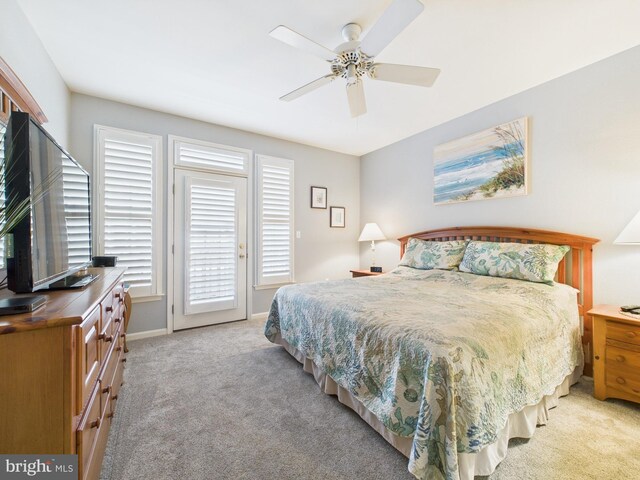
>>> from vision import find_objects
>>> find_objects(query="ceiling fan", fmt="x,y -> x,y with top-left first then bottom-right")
269,0 -> 440,118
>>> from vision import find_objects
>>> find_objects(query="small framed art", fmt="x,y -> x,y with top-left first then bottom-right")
330,206 -> 345,228
311,186 -> 327,209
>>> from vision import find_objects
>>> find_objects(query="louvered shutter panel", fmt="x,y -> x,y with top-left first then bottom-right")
256,155 -> 294,286
95,127 -> 161,297
184,178 -> 238,314
62,157 -> 91,268
174,138 -> 249,174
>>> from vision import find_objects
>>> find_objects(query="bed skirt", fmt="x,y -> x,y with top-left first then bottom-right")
273,333 -> 582,480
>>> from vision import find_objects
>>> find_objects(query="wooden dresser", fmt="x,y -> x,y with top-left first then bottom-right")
0,268 -> 128,480
590,304 -> 640,404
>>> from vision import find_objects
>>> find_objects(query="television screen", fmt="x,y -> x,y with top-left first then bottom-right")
4,112 -> 91,292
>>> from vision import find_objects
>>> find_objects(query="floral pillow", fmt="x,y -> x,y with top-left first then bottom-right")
399,239 -> 468,270
459,241 -> 570,284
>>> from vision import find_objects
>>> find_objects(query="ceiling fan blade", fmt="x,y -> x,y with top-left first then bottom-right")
371,63 -> 440,87
346,81 -> 367,118
280,74 -> 337,102
360,0 -> 424,57
269,25 -> 336,61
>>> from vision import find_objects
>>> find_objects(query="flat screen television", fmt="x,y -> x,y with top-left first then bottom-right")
4,112 -> 92,293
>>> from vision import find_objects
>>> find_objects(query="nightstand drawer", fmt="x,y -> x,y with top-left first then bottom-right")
606,345 -> 640,370
606,366 -> 640,397
607,321 -> 640,346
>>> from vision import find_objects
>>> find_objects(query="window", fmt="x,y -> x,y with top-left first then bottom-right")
62,156 -> 91,268
256,154 -> 294,287
94,126 -> 162,298
170,135 -> 250,175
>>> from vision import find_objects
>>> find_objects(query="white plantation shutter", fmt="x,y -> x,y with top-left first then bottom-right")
172,136 -> 249,174
95,126 -> 162,297
184,178 -> 238,314
62,157 -> 91,268
256,155 -> 294,286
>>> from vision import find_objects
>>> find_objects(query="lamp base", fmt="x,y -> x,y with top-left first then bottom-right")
370,266 -> 382,273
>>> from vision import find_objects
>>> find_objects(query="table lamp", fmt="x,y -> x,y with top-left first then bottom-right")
614,209 -> 640,317
358,223 -> 386,272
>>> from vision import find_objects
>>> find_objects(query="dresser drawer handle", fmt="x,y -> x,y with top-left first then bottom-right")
616,377 -> 626,385
121,358 -> 127,363
90,418 -> 101,429
107,412 -> 114,419
115,293 -> 121,299
120,333 -> 126,339
116,346 -> 122,352
106,306 -> 113,313
103,335 -> 114,343
102,385 -> 111,394
112,394 -> 118,401
625,331 -> 637,338
615,355 -> 625,363
114,317 -> 122,324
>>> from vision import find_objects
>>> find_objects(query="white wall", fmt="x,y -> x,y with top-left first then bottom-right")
0,1 -> 70,145
360,45 -> 640,307
69,94 -> 360,334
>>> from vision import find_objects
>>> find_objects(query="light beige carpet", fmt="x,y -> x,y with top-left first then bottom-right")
101,318 -> 640,480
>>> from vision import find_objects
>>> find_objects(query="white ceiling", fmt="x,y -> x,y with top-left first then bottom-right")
18,0 -> 640,156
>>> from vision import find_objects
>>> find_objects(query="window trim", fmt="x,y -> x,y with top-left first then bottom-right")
255,154 -> 295,287
93,124 -> 163,298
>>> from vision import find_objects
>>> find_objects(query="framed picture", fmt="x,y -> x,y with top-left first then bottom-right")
310,186 -> 327,209
330,206 -> 345,228
433,117 -> 529,205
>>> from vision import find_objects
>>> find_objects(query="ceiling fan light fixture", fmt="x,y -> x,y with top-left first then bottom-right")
270,0 -> 438,117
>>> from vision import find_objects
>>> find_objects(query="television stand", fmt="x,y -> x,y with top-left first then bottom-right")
45,273 -> 98,290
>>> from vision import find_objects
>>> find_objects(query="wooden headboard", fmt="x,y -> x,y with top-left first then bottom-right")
398,226 -> 599,375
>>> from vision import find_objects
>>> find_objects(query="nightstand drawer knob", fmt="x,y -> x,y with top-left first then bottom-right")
616,377 -> 626,385
615,355 -> 626,363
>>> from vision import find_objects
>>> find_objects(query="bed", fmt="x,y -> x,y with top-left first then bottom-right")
264,226 -> 598,480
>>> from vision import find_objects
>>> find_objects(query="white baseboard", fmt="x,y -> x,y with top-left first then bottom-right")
251,312 -> 269,321
127,328 -> 168,342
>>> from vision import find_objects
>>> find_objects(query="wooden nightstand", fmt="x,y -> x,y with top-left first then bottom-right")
350,269 -> 384,278
590,305 -> 640,404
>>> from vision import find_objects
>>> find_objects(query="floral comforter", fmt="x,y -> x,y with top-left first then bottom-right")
264,267 -> 582,480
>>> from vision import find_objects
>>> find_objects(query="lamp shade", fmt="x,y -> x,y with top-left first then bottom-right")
358,223 -> 386,242
614,210 -> 640,245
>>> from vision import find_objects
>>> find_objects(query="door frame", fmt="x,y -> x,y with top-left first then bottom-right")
165,136 -> 254,334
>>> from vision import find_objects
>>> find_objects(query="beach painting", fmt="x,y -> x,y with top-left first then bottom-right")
433,117 -> 528,205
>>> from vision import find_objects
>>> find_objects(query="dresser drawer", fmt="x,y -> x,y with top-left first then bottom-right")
77,306 -> 102,412
113,283 -> 125,307
606,366 -> 640,398
607,321 -> 640,346
101,294 -> 115,332
99,341 -> 119,416
606,345 -> 640,370
112,350 -> 125,401
112,306 -> 124,335
77,385 -> 102,480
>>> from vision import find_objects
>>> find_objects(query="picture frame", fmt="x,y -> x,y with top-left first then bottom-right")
330,206 -> 345,228
310,186 -> 327,209
433,117 -> 529,205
